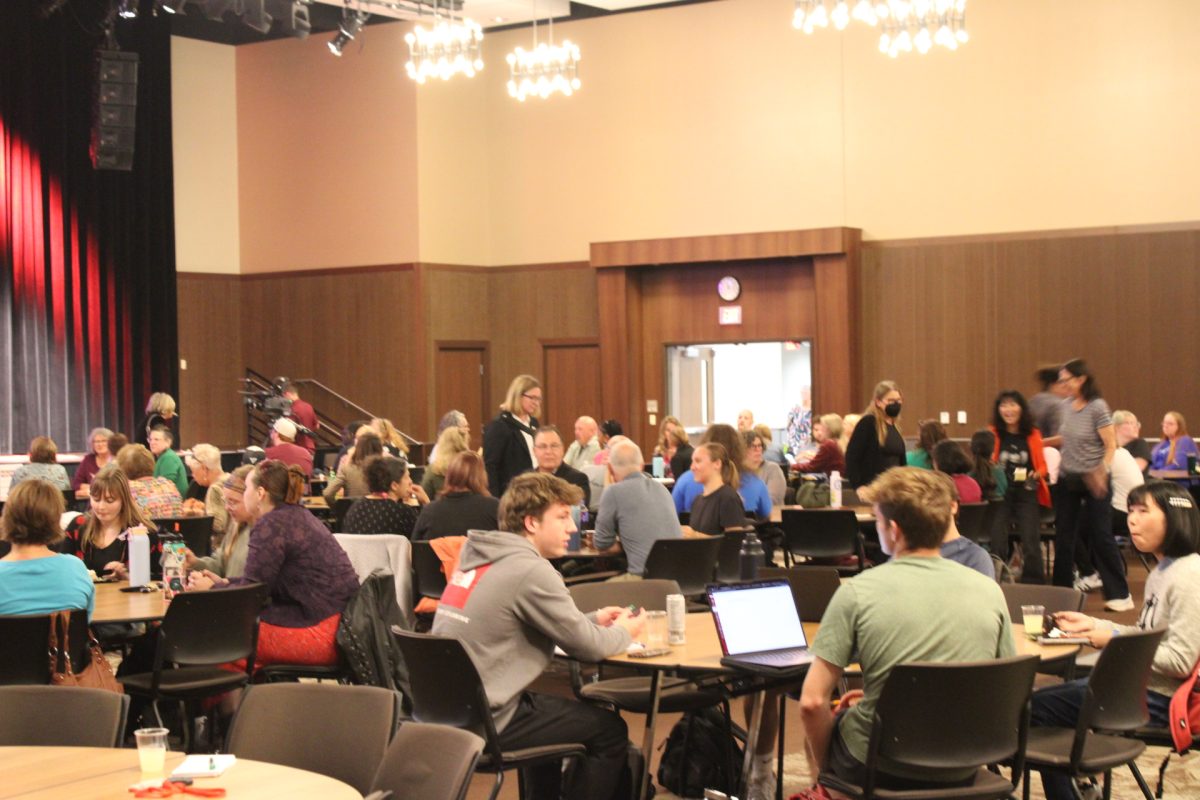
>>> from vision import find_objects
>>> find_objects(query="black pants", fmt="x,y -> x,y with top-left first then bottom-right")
991,485 -> 1044,583
499,692 -> 629,800
1052,473 -> 1128,600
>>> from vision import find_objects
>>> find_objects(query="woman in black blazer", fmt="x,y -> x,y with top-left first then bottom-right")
844,380 -> 906,488
483,374 -> 542,496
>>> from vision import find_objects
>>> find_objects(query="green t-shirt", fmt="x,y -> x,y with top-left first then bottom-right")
810,556 -> 1015,780
905,449 -> 932,469
153,448 -> 189,496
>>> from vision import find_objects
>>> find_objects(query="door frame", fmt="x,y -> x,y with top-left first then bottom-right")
433,340 -> 491,443
540,338 -> 600,428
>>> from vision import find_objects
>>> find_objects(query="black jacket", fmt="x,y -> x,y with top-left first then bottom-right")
553,463 -> 592,508
670,444 -> 694,481
844,418 -> 904,488
483,411 -> 539,497
411,492 -> 501,541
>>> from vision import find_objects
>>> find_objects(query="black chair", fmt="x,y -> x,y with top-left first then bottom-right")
367,722 -> 484,800
226,683 -> 402,795
1001,584 -> 1086,681
120,583 -> 270,751
1125,722 -> 1200,800
0,686 -> 130,747
780,508 -> 866,574
642,536 -> 723,597
758,565 -> 842,622
1021,628 -> 1165,800
332,497 -> 356,533
956,502 -> 992,548
819,655 -> 1040,800
411,540 -> 449,603
153,515 -> 215,558
394,630 -> 585,800
714,530 -> 747,583
0,610 -> 90,684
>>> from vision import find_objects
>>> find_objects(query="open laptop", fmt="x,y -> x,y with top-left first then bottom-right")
708,579 -> 814,672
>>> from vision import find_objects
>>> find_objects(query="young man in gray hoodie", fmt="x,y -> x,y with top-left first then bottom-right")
433,471 -> 644,800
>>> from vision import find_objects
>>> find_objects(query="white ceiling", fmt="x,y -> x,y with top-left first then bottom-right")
310,0 -> 682,28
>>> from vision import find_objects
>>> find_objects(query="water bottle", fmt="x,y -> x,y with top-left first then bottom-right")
579,503 -> 590,531
162,540 -> 184,601
830,470 -> 843,509
739,530 -> 765,580
652,454 -> 665,479
128,527 -> 151,587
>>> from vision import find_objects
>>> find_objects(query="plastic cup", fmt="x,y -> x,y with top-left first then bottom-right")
134,727 -> 169,776
1021,605 -> 1045,639
642,610 -> 669,650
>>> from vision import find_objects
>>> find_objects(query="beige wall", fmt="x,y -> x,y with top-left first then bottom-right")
172,38 -> 240,274
234,25 -> 421,272
173,0 -> 1200,270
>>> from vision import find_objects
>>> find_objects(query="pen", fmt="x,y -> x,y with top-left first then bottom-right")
209,756 -> 215,771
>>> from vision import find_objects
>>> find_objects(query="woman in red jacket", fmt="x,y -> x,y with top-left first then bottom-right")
990,390 -> 1052,584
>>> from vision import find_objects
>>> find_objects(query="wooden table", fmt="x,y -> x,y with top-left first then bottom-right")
780,504 -> 876,523
1150,469 -> 1193,480
302,496 -> 330,511
0,746 -> 361,799
92,581 -> 168,624
602,614 -> 1078,799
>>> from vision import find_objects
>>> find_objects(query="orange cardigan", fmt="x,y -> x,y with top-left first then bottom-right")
989,425 -> 1052,507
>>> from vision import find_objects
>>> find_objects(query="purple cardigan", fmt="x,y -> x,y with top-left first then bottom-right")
229,503 -> 359,628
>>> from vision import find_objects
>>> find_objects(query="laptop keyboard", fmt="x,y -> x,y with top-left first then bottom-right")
745,648 -> 809,666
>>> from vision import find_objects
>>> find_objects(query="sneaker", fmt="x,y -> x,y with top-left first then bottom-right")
1075,573 -> 1104,592
1104,594 -> 1135,612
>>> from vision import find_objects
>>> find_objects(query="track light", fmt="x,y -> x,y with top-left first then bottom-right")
117,0 -> 139,19
328,10 -> 369,57
159,0 -> 192,13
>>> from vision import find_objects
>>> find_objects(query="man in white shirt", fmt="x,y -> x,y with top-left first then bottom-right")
564,416 -> 601,469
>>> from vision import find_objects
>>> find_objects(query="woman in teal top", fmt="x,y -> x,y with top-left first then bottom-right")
0,480 -> 94,620
906,420 -> 947,470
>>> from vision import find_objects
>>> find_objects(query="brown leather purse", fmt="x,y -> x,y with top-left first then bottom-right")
48,610 -> 122,694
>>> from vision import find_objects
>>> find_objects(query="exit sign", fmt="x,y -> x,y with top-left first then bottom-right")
718,305 -> 742,326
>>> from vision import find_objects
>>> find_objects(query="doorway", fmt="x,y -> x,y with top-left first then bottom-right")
434,343 -> 488,449
542,340 -> 601,432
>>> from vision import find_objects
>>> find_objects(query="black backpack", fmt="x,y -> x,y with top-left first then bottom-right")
656,706 -> 743,797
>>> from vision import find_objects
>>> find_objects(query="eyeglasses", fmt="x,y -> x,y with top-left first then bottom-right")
522,392 -> 542,401
747,442 -> 764,450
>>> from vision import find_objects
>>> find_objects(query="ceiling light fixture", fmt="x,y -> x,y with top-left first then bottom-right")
329,9 -> 369,56
793,0 -> 968,56
404,1 -> 484,83
505,2 -> 580,101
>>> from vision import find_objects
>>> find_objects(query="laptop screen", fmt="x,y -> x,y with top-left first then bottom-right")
709,580 -> 808,656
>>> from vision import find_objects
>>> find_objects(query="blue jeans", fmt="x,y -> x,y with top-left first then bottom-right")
1030,679 -> 1170,799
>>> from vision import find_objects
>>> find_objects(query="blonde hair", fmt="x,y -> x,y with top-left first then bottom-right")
501,375 -> 541,414
186,443 -> 222,473
145,392 -> 176,416
753,424 -> 773,443
371,418 -> 410,456
865,380 -> 902,446
431,426 -> 471,476
839,414 -> 860,452
697,442 -> 740,491
858,467 -> 953,550
819,413 -> 844,441
116,444 -> 156,480
657,415 -> 689,452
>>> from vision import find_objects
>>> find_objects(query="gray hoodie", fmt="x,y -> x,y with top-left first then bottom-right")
432,529 -> 632,730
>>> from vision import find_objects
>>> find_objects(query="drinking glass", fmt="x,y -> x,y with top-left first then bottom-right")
134,727 -> 169,777
1021,604 -> 1045,639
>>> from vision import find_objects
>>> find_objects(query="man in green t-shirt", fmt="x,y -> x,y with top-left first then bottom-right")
149,426 -> 189,496
799,467 -> 1015,791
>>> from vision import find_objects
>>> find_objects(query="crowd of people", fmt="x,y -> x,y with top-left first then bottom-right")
2,360 -> 1199,800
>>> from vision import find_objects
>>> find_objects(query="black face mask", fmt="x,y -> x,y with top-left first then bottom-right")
884,402 -> 902,419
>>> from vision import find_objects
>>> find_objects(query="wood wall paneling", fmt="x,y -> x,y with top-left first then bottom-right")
591,228 -> 856,268
542,342 -> 601,432
858,229 -> 1200,439
177,274 -> 244,448
424,266 -> 492,439
434,344 -> 488,450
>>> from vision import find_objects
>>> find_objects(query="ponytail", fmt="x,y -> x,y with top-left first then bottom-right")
254,459 -> 307,505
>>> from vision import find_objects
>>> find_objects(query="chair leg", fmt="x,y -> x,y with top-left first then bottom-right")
485,770 -> 504,800
1102,770 -> 1112,800
150,700 -> 164,729
775,694 -> 786,800
1128,760 -> 1157,800
517,767 -> 527,800
179,701 -> 192,753
1154,753 -> 1171,799
1022,767 -> 1031,800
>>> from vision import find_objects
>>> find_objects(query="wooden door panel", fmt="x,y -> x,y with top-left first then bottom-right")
435,346 -> 486,449
543,344 -> 601,433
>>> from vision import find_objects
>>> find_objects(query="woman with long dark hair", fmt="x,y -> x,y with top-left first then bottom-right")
1053,359 -> 1131,609
989,390 -> 1051,583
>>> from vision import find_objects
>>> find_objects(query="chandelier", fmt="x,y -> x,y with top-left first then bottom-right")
792,1 -> 968,56
404,15 -> 484,83
505,15 -> 581,101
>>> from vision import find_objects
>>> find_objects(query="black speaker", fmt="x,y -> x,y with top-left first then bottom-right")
91,49 -> 139,171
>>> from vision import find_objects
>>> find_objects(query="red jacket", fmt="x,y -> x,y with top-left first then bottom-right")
989,425 -> 1051,507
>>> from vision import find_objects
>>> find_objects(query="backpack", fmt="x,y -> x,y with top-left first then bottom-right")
795,478 -> 831,509
656,707 -> 743,797
1169,657 -> 1200,753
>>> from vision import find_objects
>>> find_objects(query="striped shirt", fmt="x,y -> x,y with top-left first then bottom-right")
1059,398 -> 1112,474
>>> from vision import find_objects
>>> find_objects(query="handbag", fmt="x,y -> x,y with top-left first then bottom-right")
48,610 -> 122,694
795,479 -> 831,509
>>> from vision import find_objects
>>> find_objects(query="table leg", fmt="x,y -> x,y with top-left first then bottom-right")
740,689 -> 765,800
638,671 -> 663,800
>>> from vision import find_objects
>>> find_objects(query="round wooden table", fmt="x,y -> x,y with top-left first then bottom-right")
0,746 -> 362,799
93,580 -> 169,624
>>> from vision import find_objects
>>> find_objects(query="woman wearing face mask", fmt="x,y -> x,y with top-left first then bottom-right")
844,381 -> 905,488
1031,481 -> 1200,800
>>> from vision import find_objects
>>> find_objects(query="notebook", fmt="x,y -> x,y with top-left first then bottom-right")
708,580 -> 814,672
